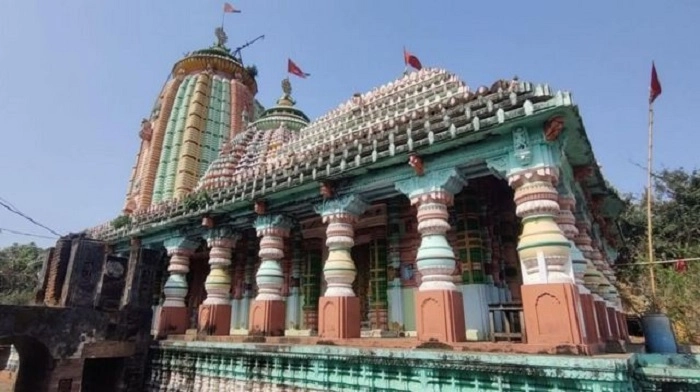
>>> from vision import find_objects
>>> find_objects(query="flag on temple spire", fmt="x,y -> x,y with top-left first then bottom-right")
403,47 -> 422,71
223,2 -> 241,13
288,58 -> 310,79
650,62 -> 662,103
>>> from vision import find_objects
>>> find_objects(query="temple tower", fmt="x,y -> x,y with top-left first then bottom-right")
122,28 -> 258,213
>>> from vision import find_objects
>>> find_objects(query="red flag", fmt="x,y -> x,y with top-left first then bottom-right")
404,48 -> 422,71
288,59 -> 310,79
223,3 -> 241,13
650,62 -> 662,103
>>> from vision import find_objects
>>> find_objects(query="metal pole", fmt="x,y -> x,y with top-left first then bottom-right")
646,100 -> 657,297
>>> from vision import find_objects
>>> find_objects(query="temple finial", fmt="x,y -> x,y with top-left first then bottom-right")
282,78 -> 292,96
215,27 -> 228,47
277,78 -> 295,106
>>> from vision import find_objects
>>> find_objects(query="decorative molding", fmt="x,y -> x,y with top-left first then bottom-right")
512,127 -> 532,166
485,154 -> 509,177
544,115 -> 565,142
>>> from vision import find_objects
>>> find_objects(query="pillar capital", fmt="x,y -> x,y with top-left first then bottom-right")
507,166 -> 559,189
395,168 -> 466,205
314,194 -> 369,222
205,225 -> 239,249
163,236 -> 199,253
254,214 -> 294,238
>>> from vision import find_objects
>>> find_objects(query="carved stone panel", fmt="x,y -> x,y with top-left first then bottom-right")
96,254 -> 129,311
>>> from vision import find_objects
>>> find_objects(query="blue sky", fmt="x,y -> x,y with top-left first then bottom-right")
1,1 -> 698,247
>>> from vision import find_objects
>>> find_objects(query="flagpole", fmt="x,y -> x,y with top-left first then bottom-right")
221,10 -> 225,30
646,97 -> 657,298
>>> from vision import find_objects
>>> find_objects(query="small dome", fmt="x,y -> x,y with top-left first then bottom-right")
195,123 -> 298,192
253,78 -> 310,131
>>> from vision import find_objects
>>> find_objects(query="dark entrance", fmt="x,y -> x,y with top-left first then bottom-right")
81,357 -> 125,392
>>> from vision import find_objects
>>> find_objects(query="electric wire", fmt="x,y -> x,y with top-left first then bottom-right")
0,227 -> 58,240
0,197 -> 63,237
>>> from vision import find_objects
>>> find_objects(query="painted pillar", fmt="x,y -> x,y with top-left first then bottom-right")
387,198 -> 405,331
315,195 -> 369,339
508,166 -> 588,349
555,193 -> 590,344
588,240 -> 615,341
286,231 -> 303,330
574,218 -> 602,345
395,168 -> 467,342
198,226 -> 238,336
156,236 -> 199,336
249,215 -> 293,336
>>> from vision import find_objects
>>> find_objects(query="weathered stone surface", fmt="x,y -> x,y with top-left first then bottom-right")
146,341 -> 700,391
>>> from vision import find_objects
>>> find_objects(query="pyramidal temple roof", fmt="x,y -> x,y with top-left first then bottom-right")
195,67 -> 550,193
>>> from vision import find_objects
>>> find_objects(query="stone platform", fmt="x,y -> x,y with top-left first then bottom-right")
167,334 -> 615,355
146,339 -> 700,391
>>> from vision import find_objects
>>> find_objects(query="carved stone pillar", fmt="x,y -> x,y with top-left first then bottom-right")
508,167 -> 589,351
198,226 -> 238,336
395,168 -> 467,342
248,215 -> 292,336
156,236 -> 199,336
554,194 -> 591,344
574,219 -> 602,345
314,195 -> 368,339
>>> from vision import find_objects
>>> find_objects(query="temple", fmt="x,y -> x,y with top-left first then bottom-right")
10,27 -> 698,391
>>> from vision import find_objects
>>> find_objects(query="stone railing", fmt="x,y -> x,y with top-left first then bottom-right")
144,341 -> 700,391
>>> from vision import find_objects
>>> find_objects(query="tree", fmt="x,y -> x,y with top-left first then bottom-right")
0,242 -> 46,305
617,168 -> 700,343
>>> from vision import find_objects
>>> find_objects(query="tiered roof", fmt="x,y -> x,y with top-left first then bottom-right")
87,68 -> 590,243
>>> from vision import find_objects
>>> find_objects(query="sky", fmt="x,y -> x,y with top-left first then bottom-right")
0,1 -> 698,248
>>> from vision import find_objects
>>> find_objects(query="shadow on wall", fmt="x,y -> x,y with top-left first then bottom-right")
0,336 -> 52,392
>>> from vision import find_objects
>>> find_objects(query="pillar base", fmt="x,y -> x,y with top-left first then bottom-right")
618,312 -> 630,341
415,290 -> 465,343
521,283 -> 586,346
607,307 -> 620,340
198,304 -> 232,336
249,300 -> 285,336
594,300 -> 611,342
318,296 -> 360,339
156,306 -> 188,337
579,293 -> 600,345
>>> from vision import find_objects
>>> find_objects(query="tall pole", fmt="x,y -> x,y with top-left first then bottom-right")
646,100 -> 657,297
